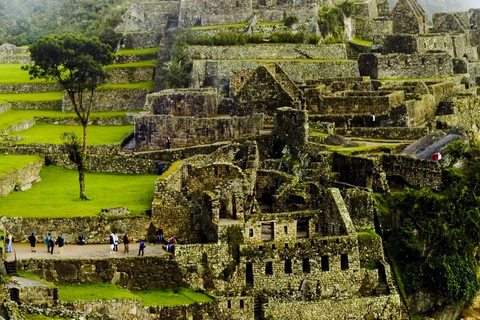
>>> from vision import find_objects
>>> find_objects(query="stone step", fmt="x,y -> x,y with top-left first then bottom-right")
9,288 -> 19,303
5,262 -> 16,275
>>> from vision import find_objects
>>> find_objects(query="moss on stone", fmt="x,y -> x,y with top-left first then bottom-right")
16,270 -> 56,287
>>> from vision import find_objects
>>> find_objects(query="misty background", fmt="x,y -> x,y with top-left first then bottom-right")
390,0 -> 479,18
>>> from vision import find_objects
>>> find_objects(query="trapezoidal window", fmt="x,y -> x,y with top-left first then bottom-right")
297,218 -> 309,238
321,256 -> 329,271
302,258 -> 310,273
261,222 -> 274,241
341,254 -> 349,270
285,259 -> 292,274
265,261 -> 273,275
246,262 -> 254,285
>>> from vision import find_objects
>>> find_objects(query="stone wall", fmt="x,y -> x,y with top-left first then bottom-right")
62,88 -> 151,112
355,18 -> 393,41
37,115 -> 136,126
179,0 -> 252,26
146,89 -> 218,117
334,154 -> 388,192
0,102 -> 10,114
192,59 -> 359,89
342,188 -> 376,230
359,53 -> 454,79
115,2 -> 179,32
134,113 -> 263,149
0,157 -> 44,197
335,126 -> 429,139
272,107 -> 308,154
381,154 -> 443,190
0,83 -> 62,94
9,100 -> 62,110
106,66 -> 155,84
186,44 -> 348,60
391,0 -> 427,34
263,294 -> 401,319
0,118 -> 36,135
118,31 -> 162,51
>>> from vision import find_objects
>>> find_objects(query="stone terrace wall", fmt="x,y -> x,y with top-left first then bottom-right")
263,294 -> 401,319
106,66 -> 155,84
134,113 -> 263,149
193,60 -> 359,88
118,31 -> 162,50
179,0 -> 252,26
0,158 -> 44,196
62,88 -> 150,112
335,127 -> 429,140
16,256 -> 186,290
0,215 -> 162,244
319,91 -> 405,115
0,102 -> 11,114
186,44 -> 347,60
9,100 -> 62,110
0,83 -> 62,94
382,154 -> 443,190
0,119 -> 35,135
377,53 -> 453,79
355,18 -> 393,41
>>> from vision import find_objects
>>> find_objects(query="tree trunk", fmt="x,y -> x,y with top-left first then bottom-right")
79,123 -> 88,200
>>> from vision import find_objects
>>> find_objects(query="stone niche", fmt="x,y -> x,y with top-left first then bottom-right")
147,88 -> 219,117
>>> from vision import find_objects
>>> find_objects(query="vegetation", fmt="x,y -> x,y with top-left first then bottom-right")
23,314 -> 69,320
105,60 -> 157,68
0,166 -> 157,218
10,123 -> 132,145
0,64 -> 55,84
163,29 -> 193,89
270,32 -> 305,44
16,270 -> 55,287
115,48 -> 159,56
308,34 -> 321,44
0,155 -> 43,175
284,16 -> 299,28
349,37 -> 373,47
0,91 -> 63,104
24,33 -> 114,200
99,81 -> 154,90
57,283 -> 213,306
186,31 -> 305,46
384,141 -> 480,304
317,0 -> 356,38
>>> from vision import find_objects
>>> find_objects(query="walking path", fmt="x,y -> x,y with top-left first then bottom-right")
6,242 -> 168,262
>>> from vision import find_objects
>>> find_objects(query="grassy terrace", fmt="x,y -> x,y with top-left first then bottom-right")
190,21 -> 283,30
0,91 -> 63,104
9,123 -> 133,145
0,110 -> 133,131
99,80 -> 154,90
105,60 -> 157,68
349,37 -> 373,47
115,48 -> 159,56
0,155 -> 43,175
203,58 -> 348,62
329,144 -> 399,155
58,283 -> 214,306
0,64 -> 54,84
0,166 -> 156,218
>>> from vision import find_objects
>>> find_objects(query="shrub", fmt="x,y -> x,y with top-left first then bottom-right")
308,34 -> 321,44
247,33 -> 265,43
284,16 -> 299,28
270,32 -> 304,43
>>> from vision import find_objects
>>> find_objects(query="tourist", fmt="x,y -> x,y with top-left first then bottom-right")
6,234 -> 12,253
109,234 -> 115,254
165,135 -> 171,150
371,112 -> 376,127
166,236 -> 177,254
124,233 -> 130,254
156,227 -> 164,244
48,237 -> 55,255
56,235 -> 64,254
114,233 -> 119,252
138,239 -> 146,256
78,234 -> 85,245
45,233 -> 51,252
28,233 -> 36,252
157,162 -> 164,175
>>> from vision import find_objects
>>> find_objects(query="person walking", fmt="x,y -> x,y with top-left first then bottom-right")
6,234 -> 12,253
109,234 -> 115,254
165,135 -> 172,151
114,233 -> 119,252
48,237 -> 55,255
45,233 -> 51,252
56,235 -> 64,254
124,233 -> 130,254
28,233 -> 36,252
371,112 -> 376,127
156,227 -> 164,244
138,239 -> 146,256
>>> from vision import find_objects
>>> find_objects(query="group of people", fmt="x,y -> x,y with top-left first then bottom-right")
109,233 -> 147,256
26,233 -> 64,254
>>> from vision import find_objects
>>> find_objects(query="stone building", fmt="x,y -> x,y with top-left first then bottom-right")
391,0 -> 428,34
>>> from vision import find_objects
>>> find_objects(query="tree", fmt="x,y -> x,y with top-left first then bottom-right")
24,33 -> 114,199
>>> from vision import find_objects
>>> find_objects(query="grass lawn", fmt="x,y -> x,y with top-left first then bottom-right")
349,37 -> 373,47
23,314 -> 69,320
58,283 -> 214,306
0,155 -> 43,175
115,48 -> 159,56
0,166 -> 157,218
16,270 -> 55,287
106,60 -> 157,68
0,64 -> 54,84
10,123 -> 133,145
330,144 -> 399,155
0,110 -> 134,131
99,81 -> 154,90
0,91 -> 63,104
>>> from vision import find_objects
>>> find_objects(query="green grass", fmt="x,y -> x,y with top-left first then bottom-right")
133,288 -> 214,306
115,48 -> 159,56
0,91 -> 63,103
23,314 -> 69,320
10,123 -> 133,145
106,60 -> 157,68
357,229 -> 381,240
379,75 -> 454,81
57,284 -> 214,306
206,58 -> 347,62
58,283 -> 139,302
0,110 -> 134,131
349,37 -> 373,47
257,21 -> 284,26
99,81 -> 154,91
0,64 -> 55,84
0,166 -> 157,218
16,271 -> 55,287
0,155 -> 43,175
190,23 -> 247,30
331,144 -> 399,155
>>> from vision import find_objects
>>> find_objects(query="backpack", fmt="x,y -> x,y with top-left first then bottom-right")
141,242 -> 146,249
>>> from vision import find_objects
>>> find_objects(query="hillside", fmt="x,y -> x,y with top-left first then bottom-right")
391,0 -> 477,18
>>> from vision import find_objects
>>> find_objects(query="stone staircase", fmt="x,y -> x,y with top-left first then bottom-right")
9,287 -> 19,304
254,297 -> 263,320
5,261 -> 16,275
375,283 -> 389,295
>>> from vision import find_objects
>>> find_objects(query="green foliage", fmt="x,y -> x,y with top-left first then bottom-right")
247,33 -> 265,44
136,288 -> 214,306
0,155 -> 43,175
62,132 -> 87,172
361,262 -> 379,270
317,1 -> 355,38
308,34 -> 321,44
0,0 -> 130,46
16,271 -> 55,287
339,0 -> 356,17
0,166 -> 157,218
384,143 -> 480,304
284,16 -> 299,28
163,29 -> 192,89
270,32 -> 305,43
